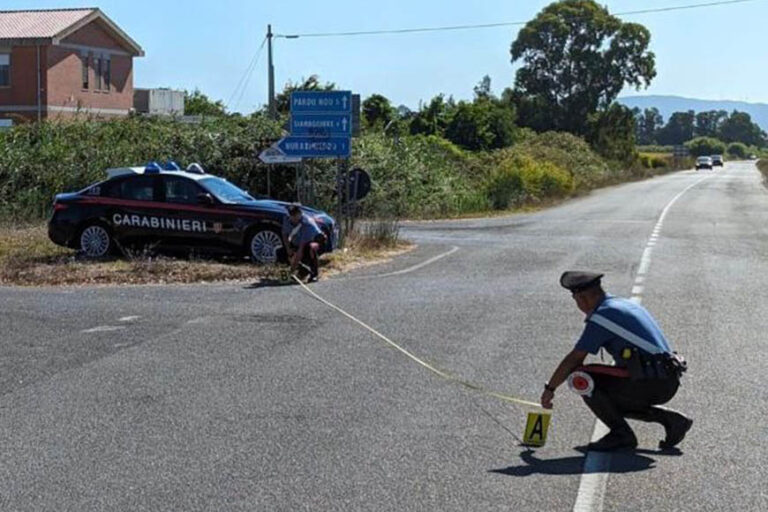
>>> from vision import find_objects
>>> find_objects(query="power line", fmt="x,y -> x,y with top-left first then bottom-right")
226,36 -> 267,111
275,0 -> 756,39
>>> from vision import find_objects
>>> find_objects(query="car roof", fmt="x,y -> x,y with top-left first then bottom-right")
105,167 -> 211,181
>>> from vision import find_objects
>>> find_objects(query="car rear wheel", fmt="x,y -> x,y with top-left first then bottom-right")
79,224 -> 113,258
248,228 -> 284,264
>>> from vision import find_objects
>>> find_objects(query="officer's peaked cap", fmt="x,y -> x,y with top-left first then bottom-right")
560,270 -> 604,293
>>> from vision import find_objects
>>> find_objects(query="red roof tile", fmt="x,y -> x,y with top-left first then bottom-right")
0,8 -> 95,40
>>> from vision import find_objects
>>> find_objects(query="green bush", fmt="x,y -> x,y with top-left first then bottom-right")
511,131 -> 613,191
0,115 -> 283,220
727,142 -> 748,159
350,133 -> 487,218
486,152 -> 572,209
636,145 -> 675,154
639,153 -> 670,169
0,116 -> 672,224
685,137 -> 726,157
757,159 -> 768,179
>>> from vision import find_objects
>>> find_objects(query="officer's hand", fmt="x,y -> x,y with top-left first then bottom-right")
540,389 -> 554,410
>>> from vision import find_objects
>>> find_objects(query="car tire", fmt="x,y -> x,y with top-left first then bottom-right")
247,227 -> 286,264
78,223 -> 114,258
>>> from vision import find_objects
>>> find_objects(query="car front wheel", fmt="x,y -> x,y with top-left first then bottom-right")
248,228 -> 285,264
79,224 -> 113,258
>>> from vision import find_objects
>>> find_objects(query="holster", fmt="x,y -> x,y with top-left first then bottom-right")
624,349 -> 687,380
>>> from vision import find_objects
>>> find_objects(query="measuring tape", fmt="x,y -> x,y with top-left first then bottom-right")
293,276 -> 544,410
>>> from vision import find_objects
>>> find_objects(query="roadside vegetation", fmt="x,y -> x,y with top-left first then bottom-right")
3,0 -> 762,285
0,223 -> 412,286
757,159 -> 768,184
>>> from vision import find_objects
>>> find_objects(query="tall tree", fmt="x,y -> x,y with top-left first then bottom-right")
444,99 -> 516,151
633,107 -> 663,145
409,95 -> 450,136
473,75 -> 493,101
695,110 -> 728,138
510,0 -> 655,135
656,111 -> 695,145
362,94 -> 395,130
587,103 -> 636,164
719,111 -> 765,147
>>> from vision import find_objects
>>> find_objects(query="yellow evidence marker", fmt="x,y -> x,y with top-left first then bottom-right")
523,412 -> 551,447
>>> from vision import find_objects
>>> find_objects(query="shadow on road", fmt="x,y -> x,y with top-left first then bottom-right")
489,448 -> 659,477
243,278 -> 297,289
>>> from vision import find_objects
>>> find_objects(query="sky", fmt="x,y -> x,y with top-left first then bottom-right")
5,0 -> 768,113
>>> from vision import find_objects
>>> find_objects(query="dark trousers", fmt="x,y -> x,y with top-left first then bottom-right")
581,365 -> 682,433
292,242 -> 319,277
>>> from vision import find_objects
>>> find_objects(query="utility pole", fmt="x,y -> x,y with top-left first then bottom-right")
267,25 -> 276,119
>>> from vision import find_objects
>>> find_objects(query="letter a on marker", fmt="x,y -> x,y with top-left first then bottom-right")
523,412 -> 551,447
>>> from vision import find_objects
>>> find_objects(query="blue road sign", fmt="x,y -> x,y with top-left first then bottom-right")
277,137 -> 350,158
291,113 -> 351,137
291,91 -> 352,114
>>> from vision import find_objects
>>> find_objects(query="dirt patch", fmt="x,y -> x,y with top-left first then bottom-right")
0,224 -> 413,287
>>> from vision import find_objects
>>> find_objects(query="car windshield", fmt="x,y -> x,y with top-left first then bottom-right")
698,157 -> 710,161
199,177 -> 256,204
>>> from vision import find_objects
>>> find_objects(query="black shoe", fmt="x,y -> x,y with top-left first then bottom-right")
588,429 -> 638,452
659,415 -> 693,450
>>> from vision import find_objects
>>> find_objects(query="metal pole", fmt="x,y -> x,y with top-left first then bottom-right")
36,45 -> 42,122
336,159 -> 344,248
267,25 -> 276,120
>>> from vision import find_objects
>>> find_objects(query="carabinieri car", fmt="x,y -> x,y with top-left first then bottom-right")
48,162 -> 337,263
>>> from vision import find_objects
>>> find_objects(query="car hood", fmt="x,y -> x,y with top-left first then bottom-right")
230,199 -> 331,220
54,192 -> 82,202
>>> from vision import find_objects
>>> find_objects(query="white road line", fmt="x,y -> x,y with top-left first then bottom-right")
345,246 -> 460,280
573,422 -> 610,512
573,174 -> 711,512
119,316 -> 140,322
81,326 -> 126,333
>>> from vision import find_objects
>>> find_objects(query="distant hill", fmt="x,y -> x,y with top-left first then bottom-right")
618,95 -> 768,132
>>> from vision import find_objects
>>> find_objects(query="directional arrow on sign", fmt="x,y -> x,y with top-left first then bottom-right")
290,113 -> 351,137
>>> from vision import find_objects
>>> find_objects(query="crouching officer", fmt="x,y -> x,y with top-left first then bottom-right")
282,203 -> 326,283
540,271 -> 693,451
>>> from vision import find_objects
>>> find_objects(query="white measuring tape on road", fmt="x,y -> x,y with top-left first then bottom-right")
292,275 -> 544,410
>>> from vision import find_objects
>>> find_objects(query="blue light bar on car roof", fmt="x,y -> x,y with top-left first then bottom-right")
144,162 -> 162,174
186,163 -> 206,174
163,161 -> 181,171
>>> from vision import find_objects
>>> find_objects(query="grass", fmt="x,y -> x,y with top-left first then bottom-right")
757,159 -> 768,185
321,220 -> 413,276
0,223 -> 412,287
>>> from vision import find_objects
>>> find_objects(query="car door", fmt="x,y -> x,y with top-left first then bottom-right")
159,175 -> 226,252
102,174 -> 162,247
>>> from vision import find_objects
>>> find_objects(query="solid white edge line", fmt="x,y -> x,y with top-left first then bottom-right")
573,422 -> 610,512
573,174 -> 711,512
81,326 -> 126,333
349,246 -> 460,280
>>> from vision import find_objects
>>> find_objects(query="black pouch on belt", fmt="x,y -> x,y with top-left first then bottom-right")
622,348 -> 646,380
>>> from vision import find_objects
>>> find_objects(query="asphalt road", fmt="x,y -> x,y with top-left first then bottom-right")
1,161 -> 766,511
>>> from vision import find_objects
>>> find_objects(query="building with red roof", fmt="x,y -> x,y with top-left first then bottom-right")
0,8 -> 143,124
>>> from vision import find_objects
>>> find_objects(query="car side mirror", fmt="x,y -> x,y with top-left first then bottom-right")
197,193 -> 215,206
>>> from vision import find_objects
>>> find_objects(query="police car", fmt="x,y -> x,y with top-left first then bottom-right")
48,162 -> 337,263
